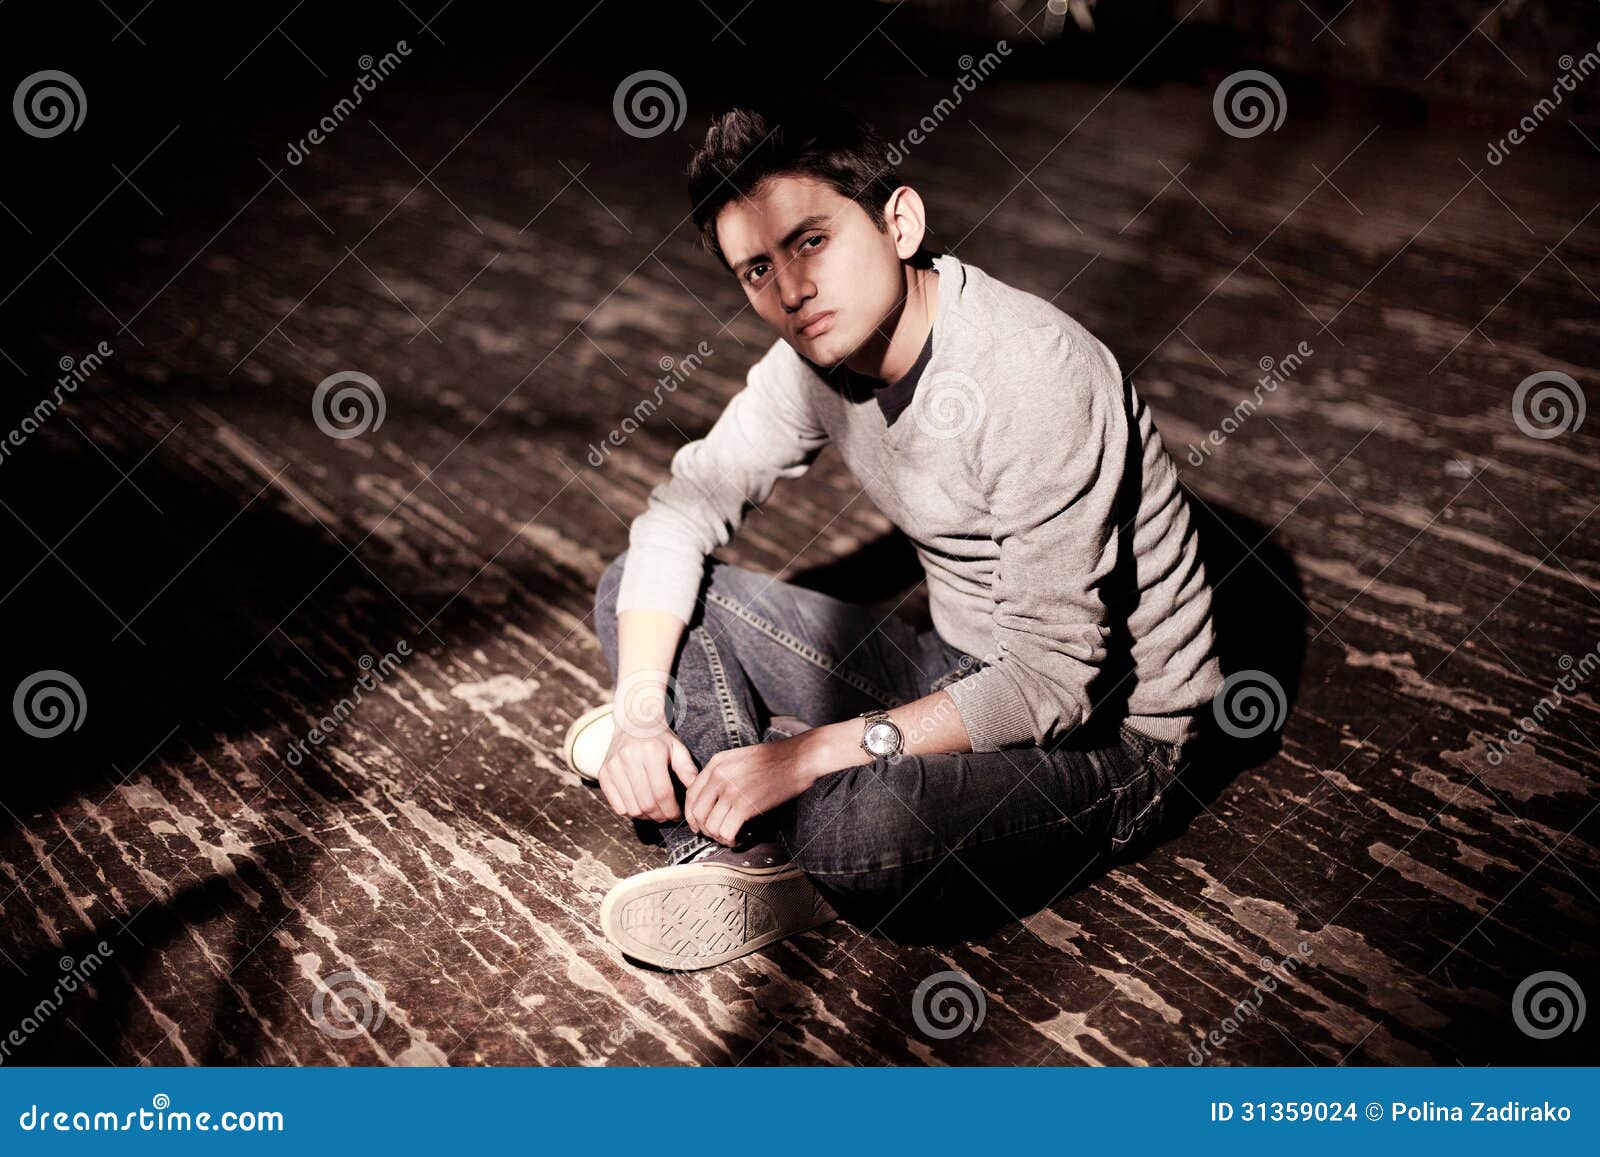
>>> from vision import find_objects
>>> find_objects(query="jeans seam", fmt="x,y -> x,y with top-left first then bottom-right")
695,627 -> 748,749
705,589 -> 899,708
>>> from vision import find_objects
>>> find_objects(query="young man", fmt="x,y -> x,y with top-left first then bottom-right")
567,103 -> 1223,971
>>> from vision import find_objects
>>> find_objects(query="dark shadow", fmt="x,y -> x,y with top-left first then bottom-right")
775,495 -> 1308,946
0,390 -> 587,818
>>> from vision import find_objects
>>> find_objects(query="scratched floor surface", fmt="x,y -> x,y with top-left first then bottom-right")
1,51 -> 1597,1066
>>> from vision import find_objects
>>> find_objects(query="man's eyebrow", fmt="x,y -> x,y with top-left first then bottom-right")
731,214 -> 831,274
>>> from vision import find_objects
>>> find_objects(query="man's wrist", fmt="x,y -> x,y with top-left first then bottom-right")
796,720 -> 867,780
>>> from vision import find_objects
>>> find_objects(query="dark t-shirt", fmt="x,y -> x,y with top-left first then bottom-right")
810,321 -> 935,427
872,325 -> 934,426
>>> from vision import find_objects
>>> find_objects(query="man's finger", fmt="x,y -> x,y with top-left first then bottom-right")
598,769 -> 626,817
668,739 -> 699,789
685,783 -> 711,833
612,759 -> 645,818
646,756 -> 679,821
704,797 -> 736,845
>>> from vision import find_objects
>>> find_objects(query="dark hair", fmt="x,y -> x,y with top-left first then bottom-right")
686,102 -> 903,269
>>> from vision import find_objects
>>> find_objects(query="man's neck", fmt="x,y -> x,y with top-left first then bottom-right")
842,262 -> 938,384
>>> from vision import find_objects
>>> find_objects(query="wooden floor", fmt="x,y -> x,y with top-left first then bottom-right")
1,55 -> 1597,1066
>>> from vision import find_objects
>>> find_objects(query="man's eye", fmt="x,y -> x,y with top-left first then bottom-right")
745,264 -> 769,286
802,234 -> 825,251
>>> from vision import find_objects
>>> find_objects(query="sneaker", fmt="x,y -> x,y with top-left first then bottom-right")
562,703 -> 613,783
599,840 -> 837,970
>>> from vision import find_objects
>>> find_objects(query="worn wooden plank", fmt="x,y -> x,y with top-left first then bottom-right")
0,54 -> 1595,1068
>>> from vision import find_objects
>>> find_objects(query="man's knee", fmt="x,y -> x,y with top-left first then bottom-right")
785,762 -> 928,883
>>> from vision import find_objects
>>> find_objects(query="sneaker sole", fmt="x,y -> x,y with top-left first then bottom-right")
600,861 -> 837,970
561,703 -> 612,783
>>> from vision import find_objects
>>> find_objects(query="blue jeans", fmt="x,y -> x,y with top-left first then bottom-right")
593,551 -> 1187,939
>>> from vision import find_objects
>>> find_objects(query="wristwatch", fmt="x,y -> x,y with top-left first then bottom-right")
859,710 -> 904,759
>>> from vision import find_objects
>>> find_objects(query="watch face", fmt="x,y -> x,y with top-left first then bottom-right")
864,720 -> 900,756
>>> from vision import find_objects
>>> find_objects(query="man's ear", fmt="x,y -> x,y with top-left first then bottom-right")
881,185 -> 927,261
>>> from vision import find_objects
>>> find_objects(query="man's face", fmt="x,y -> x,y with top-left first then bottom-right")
715,175 -> 902,367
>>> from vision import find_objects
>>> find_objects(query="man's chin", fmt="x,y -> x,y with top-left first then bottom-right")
791,332 -> 850,368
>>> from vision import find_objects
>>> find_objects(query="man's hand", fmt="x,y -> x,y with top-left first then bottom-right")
597,726 -> 698,823
682,734 -> 820,846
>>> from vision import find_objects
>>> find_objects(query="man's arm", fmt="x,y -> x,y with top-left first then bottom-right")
615,340 -> 829,625
597,342 -> 828,823
939,324 -> 1129,752
683,688 -> 973,846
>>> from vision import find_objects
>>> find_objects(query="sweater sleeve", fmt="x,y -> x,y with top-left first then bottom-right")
616,340 -> 829,624
941,326 -> 1129,752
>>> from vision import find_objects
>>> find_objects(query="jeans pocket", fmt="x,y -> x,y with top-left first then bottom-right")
928,642 -> 986,693
1108,729 -> 1177,855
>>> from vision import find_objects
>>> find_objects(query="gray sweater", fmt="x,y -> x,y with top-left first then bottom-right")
617,252 -> 1222,751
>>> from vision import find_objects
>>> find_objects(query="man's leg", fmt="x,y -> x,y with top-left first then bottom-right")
776,723 -> 1186,939
592,550 -> 957,864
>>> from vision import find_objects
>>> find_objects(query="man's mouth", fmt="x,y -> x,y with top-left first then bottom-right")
796,311 -> 836,340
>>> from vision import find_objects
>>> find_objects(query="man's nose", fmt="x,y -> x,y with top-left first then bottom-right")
777,267 -> 814,313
